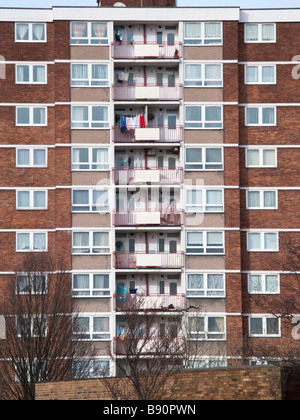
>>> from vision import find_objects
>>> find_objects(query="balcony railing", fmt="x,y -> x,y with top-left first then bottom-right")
114,293 -> 186,312
113,83 -> 183,101
113,126 -> 183,143
113,167 -> 183,184
112,41 -> 182,59
113,251 -> 185,269
114,336 -> 185,356
113,210 -> 184,226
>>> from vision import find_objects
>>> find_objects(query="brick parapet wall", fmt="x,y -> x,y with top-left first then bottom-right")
36,366 -> 286,400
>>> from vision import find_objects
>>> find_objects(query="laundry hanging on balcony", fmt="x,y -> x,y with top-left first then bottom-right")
119,113 -> 145,133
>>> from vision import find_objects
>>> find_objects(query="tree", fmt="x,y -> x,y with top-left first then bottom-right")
101,294 -> 222,400
245,237 -> 300,368
0,253 -> 94,400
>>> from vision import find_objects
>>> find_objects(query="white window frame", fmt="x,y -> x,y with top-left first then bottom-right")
247,273 -> 280,295
15,64 -> 47,85
188,315 -> 226,341
184,22 -> 223,45
16,106 -> 47,127
186,273 -> 226,298
73,315 -> 111,341
15,273 -> 47,295
246,190 -> 278,210
184,63 -> 223,87
71,105 -> 109,129
16,189 -> 48,210
71,147 -> 109,171
185,147 -> 223,171
245,106 -> 277,127
186,231 -> 225,255
72,273 -> 110,297
70,21 -> 108,45
72,189 -> 109,213
245,148 -> 277,168
72,231 -> 110,255
16,147 -> 48,168
16,231 -> 48,252
247,231 -> 279,252
244,64 -> 276,85
244,23 -> 276,43
73,359 -> 111,379
16,316 -> 47,338
15,23 -> 47,43
71,63 -> 109,87
248,316 -> 281,337
185,105 -> 223,129
185,188 -> 224,213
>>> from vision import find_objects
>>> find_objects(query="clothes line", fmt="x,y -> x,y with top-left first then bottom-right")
120,113 -> 146,133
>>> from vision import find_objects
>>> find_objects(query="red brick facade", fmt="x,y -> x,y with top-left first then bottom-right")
0,6 -> 299,388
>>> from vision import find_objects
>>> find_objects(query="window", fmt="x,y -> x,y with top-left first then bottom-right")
245,65 -> 276,84
73,316 -> 110,341
16,107 -> 47,126
245,106 -> 276,126
73,359 -> 110,379
15,64 -> 47,84
72,273 -> 110,297
248,274 -> 280,294
246,190 -> 277,209
16,148 -> 47,167
249,316 -> 280,337
16,316 -> 47,338
184,22 -> 222,45
72,189 -> 109,212
16,232 -> 47,252
185,106 -> 222,129
16,190 -> 47,210
245,23 -> 276,43
72,231 -> 110,254
72,147 -> 109,171
16,274 -> 47,294
184,63 -> 222,87
70,22 -> 108,45
186,189 -> 223,212
71,105 -> 109,129
187,273 -> 225,297
71,64 -> 109,87
245,148 -> 277,168
185,147 -> 223,171
188,316 -> 226,340
15,23 -> 46,42
247,232 -> 278,252
186,231 -> 224,254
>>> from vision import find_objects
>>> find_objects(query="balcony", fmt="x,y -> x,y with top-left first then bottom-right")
113,167 -> 183,185
114,293 -> 186,312
113,252 -> 185,269
112,41 -> 182,59
113,210 -> 184,227
113,126 -> 183,143
114,335 -> 185,356
113,83 -> 183,101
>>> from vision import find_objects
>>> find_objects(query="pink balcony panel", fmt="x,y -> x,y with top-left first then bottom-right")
113,83 -> 183,101
113,210 -> 184,226
114,293 -> 186,312
112,41 -> 182,59
113,168 -> 183,184
113,126 -> 183,143
113,252 -> 185,269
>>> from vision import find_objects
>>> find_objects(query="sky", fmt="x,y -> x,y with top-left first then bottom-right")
0,0 -> 299,9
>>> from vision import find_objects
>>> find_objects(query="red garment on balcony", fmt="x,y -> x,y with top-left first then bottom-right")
140,114 -> 145,128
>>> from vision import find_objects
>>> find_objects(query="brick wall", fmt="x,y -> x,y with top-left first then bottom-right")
35,366 -> 288,400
